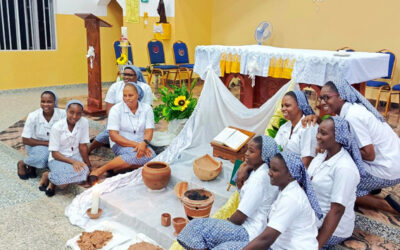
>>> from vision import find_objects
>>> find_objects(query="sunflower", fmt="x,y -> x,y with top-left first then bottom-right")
174,95 -> 190,111
117,54 -> 128,65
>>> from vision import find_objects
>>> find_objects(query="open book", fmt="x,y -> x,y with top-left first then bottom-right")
212,127 -> 250,151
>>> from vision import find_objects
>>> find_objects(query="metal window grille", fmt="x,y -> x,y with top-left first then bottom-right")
0,0 -> 56,50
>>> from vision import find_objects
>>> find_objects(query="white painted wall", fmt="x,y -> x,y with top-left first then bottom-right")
55,0 -> 108,16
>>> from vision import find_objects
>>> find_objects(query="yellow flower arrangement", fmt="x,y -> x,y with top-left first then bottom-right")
117,53 -> 128,65
173,96 -> 190,111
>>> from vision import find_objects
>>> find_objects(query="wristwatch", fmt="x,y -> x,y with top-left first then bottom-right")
143,139 -> 150,146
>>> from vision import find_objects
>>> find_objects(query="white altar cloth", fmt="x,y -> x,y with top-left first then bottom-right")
194,45 -> 390,86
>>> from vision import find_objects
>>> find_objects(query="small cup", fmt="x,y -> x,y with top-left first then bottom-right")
172,217 -> 188,236
161,213 -> 171,227
86,208 -> 103,219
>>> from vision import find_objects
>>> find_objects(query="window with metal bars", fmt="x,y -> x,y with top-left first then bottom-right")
0,0 -> 56,50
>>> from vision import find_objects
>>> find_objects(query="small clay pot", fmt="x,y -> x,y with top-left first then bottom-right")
172,217 -> 188,236
142,161 -> 171,190
161,213 -> 171,227
86,208 -> 103,219
181,189 -> 214,220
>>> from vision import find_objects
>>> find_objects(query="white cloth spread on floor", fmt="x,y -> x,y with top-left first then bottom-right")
65,68 -> 298,234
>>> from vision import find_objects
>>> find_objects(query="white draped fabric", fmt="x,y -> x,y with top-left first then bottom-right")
65,69 -> 298,245
194,45 -> 390,86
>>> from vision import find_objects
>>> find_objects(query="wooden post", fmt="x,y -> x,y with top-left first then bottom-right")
75,13 -> 112,115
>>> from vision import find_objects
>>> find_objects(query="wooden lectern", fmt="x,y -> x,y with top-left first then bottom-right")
75,13 -> 112,115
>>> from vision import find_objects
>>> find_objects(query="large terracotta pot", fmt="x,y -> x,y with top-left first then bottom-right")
181,189 -> 215,220
142,161 -> 171,190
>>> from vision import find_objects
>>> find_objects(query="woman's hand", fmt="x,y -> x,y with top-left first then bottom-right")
134,141 -> 148,159
236,163 -> 251,190
301,114 -> 319,128
72,160 -> 87,172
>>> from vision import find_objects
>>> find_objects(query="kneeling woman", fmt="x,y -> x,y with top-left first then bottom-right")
308,117 -> 360,248
43,100 -> 91,196
18,90 -> 65,180
177,136 -> 280,249
88,83 -> 155,185
245,152 -> 322,250
275,90 -> 318,167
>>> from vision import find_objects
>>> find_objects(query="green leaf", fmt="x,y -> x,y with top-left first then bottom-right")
278,118 -> 288,127
267,129 -> 277,138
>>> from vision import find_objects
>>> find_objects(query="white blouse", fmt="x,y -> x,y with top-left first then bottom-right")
48,117 -> 90,161
268,181 -> 319,250
22,108 -> 66,141
307,148 -> 360,238
274,116 -> 318,158
340,102 -> 400,180
107,101 -> 154,148
238,163 -> 279,241
104,80 -> 153,106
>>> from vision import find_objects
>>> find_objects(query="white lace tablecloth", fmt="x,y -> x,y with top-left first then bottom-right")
193,45 -> 390,86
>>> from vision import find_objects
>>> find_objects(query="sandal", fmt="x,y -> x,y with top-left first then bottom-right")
27,166 -> 37,178
17,160 -> 29,180
88,175 -> 99,186
45,183 -> 55,197
39,171 -> 50,191
384,195 -> 400,214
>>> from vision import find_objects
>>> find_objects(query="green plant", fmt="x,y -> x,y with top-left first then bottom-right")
153,78 -> 198,123
267,116 -> 287,138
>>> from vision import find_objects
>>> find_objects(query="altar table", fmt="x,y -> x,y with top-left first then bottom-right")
194,45 -> 390,108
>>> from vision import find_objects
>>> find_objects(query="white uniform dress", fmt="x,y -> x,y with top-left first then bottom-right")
21,108 -> 66,168
340,102 -> 400,194
177,163 -> 279,249
308,148 -> 360,239
94,80 -> 153,144
274,116 -> 318,159
107,101 -> 156,165
48,117 -> 90,185
268,181 -> 319,250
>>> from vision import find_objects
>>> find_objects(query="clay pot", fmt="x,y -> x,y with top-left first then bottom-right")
193,154 -> 222,181
161,213 -> 171,227
172,217 -> 188,236
181,189 -> 215,220
142,161 -> 171,190
86,208 -> 103,219
174,181 -> 188,200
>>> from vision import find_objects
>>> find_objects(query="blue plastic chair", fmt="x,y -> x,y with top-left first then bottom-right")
147,39 -> 179,87
113,41 -> 149,82
173,40 -> 194,86
366,49 -> 396,108
384,83 -> 400,117
336,46 -> 355,52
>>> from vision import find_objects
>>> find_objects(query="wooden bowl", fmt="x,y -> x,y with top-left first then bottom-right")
174,181 -> 188,200
86,208 -> 103,219
193,154 -> 222,181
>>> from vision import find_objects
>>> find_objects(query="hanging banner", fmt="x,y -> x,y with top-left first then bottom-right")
126,0 -> 140,23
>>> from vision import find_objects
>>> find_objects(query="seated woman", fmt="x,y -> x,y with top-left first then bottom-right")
274,90 -> 318,168
88,65 -> 152,153
18,90 -> 65,180
88,83 -> 155,185
308,116 -> 360,248
177,136 -> 280,250
315,81 -> 400,214
41,100 -> 91,197
244,151 -> 322,250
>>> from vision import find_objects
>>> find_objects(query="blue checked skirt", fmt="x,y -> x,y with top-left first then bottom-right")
94,129 -> 110,144
177,218 -> 249,250
48,154 -> 89,185
357,171 -> 400,197
24,145 -> 49,169
112,144 -> 156,165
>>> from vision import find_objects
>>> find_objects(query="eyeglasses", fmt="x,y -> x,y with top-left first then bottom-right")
318,93 -> 339,102
122,73 -> 136,77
